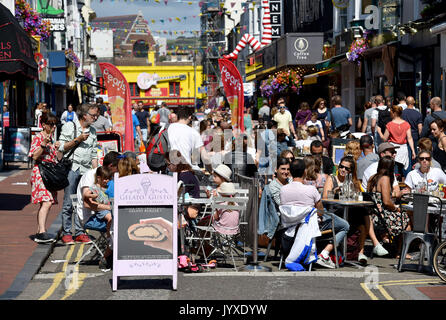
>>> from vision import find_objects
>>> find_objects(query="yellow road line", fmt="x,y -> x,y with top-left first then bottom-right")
360,283 -> 379,300
39,244 -> 76,300
377,285 -> 394,300
60,243 -> 86,300
360,279 -> 446,300
378,279 -> 441,284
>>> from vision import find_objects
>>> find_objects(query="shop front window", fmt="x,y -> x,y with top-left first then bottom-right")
169,82 -> 180,96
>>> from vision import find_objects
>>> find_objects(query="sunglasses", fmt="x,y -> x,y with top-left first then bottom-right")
339,164 -> 351,172
419,157 -> 431,162
279,106 -> 285,109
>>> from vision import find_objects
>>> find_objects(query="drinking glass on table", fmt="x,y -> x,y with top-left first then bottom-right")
327,190 -> 334,200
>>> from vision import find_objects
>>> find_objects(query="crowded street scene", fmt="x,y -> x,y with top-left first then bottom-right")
2,0 -> 446,309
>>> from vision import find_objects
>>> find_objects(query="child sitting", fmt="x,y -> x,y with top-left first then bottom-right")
199,182 -> 240,236
212,182 -> 240,235
88,166 -> 113,238
206,164 -> 232,198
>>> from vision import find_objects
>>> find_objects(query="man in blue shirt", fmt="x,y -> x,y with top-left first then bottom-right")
132,112 -> 143,151
326,95 -> 352,132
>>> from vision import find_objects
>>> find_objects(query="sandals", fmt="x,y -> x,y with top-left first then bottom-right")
177,255 -> 217,272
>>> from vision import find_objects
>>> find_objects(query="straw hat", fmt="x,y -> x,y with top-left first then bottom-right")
213,164 -> 232,182
219,182 -> 236,196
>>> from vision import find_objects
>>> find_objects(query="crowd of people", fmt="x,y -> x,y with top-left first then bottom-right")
27,92 -> 446,271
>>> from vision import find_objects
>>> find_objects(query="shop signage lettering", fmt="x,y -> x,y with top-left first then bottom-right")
293,38 -> 310,61
0,41 -> 12,60
42,18 -> 66,32
270,0 -> 282,38
16,31 -> 32,59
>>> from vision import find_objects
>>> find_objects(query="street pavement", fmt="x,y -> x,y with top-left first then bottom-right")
2,163 -> 446,301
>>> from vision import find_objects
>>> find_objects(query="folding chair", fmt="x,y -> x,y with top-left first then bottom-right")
194,195 -> 249,271
71,194 -> 108,267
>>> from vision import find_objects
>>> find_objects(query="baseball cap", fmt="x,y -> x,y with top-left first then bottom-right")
377,142 -> 399,154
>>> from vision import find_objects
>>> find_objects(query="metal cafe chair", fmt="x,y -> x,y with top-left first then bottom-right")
194,196 -> 249,271
398,193 -> 442,274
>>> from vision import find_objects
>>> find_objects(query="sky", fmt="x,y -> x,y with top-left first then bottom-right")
90,0 -> 202,39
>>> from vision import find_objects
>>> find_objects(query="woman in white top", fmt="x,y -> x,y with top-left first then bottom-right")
404,150 -> 446,193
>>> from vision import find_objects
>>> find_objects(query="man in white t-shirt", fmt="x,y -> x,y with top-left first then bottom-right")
362,143 -> 401,196
404,152 -> 446,193
273,99 -> 297,139
167,106 -> 209,170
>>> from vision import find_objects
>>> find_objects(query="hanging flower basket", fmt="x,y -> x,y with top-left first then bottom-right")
83,69 -> 93,81
15,0 -> 51,41
347,37 -> 369,65
260,69 -> 303,98
65,49 -> 80,68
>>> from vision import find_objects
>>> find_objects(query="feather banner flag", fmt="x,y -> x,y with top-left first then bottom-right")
218,59 -> 244,132
98,63 -> 134,151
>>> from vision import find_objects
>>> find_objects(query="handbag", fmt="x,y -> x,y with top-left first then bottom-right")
38,122 -> 79,191
38,158 -> 72,191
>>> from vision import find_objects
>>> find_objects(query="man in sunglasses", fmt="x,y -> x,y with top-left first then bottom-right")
404,149 -> 446,194
361,142 -> 401,197
273,99 -> 297,140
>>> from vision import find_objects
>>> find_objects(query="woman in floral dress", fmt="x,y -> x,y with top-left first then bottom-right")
29,113 -> 61,243
367,156 -> 411,258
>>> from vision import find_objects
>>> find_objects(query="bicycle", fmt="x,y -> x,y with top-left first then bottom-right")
433,240 -> 446,282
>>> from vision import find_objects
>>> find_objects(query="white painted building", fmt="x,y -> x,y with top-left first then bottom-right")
91,29 -> 114,59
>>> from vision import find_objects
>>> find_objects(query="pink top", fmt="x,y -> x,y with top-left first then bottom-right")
386,121 -> 411,145
212,203 -> 240,235
280,181 -> 321,207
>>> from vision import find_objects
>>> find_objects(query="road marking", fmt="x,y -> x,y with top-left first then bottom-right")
360,279 -> 446,300
377,285 -> 394,300
39,244 -> 76,300
360,283 -> 379,300
61,243 -> 86,300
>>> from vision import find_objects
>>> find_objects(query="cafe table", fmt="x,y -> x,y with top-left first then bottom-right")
321,198 -> 375,265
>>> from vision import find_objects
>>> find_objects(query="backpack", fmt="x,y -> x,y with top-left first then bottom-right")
377,107 -> 392,133
146,128 -> 170,171
150,112 -> 160,124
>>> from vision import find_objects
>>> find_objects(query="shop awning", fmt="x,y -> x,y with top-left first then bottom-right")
302,68 -> 335,85
0,3 -> 38,81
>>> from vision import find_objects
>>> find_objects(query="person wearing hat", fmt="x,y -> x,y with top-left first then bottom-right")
357,135 -> 379,181
361,142 -> 401,198
211,182 -> 240,235
206,164 -> 232,198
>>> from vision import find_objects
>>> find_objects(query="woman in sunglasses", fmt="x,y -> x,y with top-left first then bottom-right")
404,150 -> 446,193
323,156 -> 385,264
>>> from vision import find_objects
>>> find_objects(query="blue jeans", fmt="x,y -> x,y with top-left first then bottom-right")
319,213 -> 350,247
61,169 -> 84,237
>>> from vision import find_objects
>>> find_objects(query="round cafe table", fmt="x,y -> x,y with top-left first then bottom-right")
322,198 -> 374,265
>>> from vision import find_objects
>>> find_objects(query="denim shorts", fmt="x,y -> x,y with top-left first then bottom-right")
96,209 -> 112,221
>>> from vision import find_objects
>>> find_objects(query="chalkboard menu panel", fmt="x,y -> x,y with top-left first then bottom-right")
117,205 -> 173,260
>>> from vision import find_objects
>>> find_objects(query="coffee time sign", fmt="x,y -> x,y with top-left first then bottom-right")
277,33 -> 324,68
